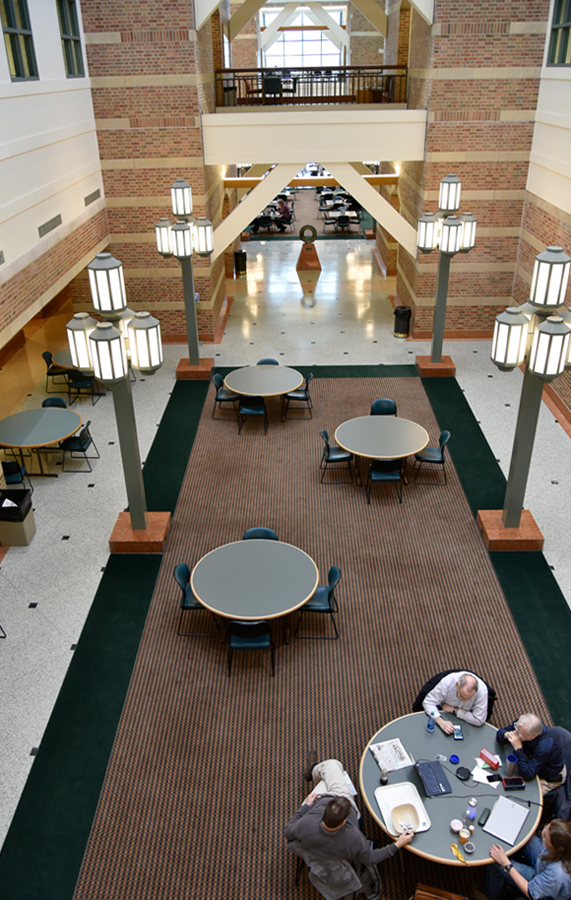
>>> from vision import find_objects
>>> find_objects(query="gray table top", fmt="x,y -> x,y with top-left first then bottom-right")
52,348 -> 94,375
191,539 -> 318,620
224,366 -> 304,398
335,416 -> 429,460
0,408 -> 82,448
359,713 -> 542,867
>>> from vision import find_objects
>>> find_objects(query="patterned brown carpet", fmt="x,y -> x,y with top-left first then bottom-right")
74,377 -> 549,900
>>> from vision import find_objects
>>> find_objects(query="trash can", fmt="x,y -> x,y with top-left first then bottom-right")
0,489 -> 36,546
234,250 -> 247,277
394,305 -> 412,339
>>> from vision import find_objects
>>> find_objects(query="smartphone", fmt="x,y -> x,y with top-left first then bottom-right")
487,773 -> 502,783
453,724 -> 464,740
502,776 -> 525,791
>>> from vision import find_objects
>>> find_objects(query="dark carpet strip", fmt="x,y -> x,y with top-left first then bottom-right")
72,377 -> 552,900
422,377 -> 571,730
0,555 -> 161,900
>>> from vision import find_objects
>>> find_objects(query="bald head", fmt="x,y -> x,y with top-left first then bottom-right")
457,673 -> 478,701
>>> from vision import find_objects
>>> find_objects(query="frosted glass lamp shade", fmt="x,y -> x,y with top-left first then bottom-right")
127,311 -> 163,375
87,252 -> 127,316
417,213 -> 440,253
155,217 -> 173,258
66,312 -> 97,370
529,246 -> 571,311
490,307 -> 529,371
171,178 -> 193,217
118,307 -> 135,357
89,322 -> 128,383
170,220 -> 193,259
192,217 -> 214,257
438,174 -> 462,212
440,216 -> 463,254
527,315 -> 571,381
459,212 -> 477,252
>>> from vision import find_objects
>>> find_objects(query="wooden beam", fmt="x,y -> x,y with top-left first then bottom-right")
228,0 -> 267,42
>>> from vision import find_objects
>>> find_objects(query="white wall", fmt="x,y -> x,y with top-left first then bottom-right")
0,0 -> 103,286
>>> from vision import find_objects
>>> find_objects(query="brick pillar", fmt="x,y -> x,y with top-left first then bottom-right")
78,2 -> 229,342
393,1 -> 550,340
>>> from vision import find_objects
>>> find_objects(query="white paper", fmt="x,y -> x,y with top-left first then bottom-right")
370,739 -> 414,772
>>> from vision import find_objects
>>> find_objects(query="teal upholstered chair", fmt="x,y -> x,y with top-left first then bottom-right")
319,430 -> 353,483
227,620 -> 274,676
242,527 -> 278,540
370,398 -> 397,416
174,563 -> 220,637
295,566 -> 340,640
413,430 -> 451,485
366,459 -> 403,504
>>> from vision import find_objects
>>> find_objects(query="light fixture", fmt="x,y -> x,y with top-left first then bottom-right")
87,252 -> 127,316
66,311 -> 97,370
417,213 -> 440,253
527,315 -> 571,379
529,246 -> 571,311
438,173 -> 462,212
88,322 -> 128,384
171,178 -> 192,217
127,311 -> 163,375
192,217 -> 214,257
490,307 -> 529,371
440,216 -> 463,254
170,219 -> 193,259
155,217 -> 173,258
458,212 -> 477,252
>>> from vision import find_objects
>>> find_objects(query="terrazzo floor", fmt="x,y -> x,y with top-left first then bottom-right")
0,237 -> 570,850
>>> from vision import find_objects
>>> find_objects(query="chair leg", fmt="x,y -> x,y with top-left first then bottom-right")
178,607 -> 220,637
227,645 -> 232,676
270,643 -> 275,676
0,622 -> 6,638
295,856 -> 304,886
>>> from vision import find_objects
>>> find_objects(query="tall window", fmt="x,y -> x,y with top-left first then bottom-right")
261,7 -> 344,68
548,0 -> 571,65
57,0 -> 84,76
1,0 -> 38,79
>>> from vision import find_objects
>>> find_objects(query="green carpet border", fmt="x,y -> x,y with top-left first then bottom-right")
0,555 -> 161,900
214,364 -> 419,379
0,381 -> 210,900
422,376 -> 571,729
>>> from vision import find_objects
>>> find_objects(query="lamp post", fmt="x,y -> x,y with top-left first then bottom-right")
417,174 -> 477,363
490,245 -> 571,530
67,251 -> 163,532
155,178 -> 214,368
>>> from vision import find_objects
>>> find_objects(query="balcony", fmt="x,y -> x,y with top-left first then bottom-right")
215,65 -> 407,108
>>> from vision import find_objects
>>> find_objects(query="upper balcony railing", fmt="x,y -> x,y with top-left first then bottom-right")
215,65 -> 407,108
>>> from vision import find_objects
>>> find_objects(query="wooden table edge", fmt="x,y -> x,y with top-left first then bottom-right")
223,367 -> 304,398
358,712 -> 543,867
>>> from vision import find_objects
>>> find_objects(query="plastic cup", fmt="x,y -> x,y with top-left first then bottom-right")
459,828 -> 470,844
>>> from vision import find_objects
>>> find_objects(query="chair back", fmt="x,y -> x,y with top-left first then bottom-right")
42,350 -> 53,370
371,398 -> 397,416
304,372 -> 314,392
68,369 -> 93,386
78,421 -> 93,450
337,215 -> 350,225
256,358 -> 279,365
228,620 -> 271,643
1,461 -> 23,482
371,458 -> 401,474
326,566 -> 341,607
42,397 -> 67,408
212,373 -> 224,390
411,668 -> 497,720
257,216 -> 273,229
239,395 -> 265,412
174,563 -> 190,596
439,430 -> 451,456
320,429 -> 331,454
243,527 -> 278,541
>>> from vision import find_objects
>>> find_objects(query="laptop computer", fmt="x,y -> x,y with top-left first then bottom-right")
415,760 -> 452,796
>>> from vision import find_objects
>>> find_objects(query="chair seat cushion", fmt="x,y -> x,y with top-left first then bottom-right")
182,588 -> 202,610
229,635 -> 271,650
415,447 -> 443,462
240,405 -> 265,415
217,388 -> 239,401
327,447 -> 352,462
285,390 -> 308,401
303,586 -> 330,611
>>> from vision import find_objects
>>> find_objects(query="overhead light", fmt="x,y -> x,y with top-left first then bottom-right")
490,307 -> 529,371
438,173 -> 462,212
127,312 -> 163,375
66,312 -> 97,370
170,178 -> 193,218
88,322 -> 128,383
87,252 -> 127,316
527,315 -> 571,380
529,245 -> 571,311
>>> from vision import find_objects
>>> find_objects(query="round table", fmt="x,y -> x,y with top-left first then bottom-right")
191,539 -> 318,620
359,713 -> 542,867
52,348 -> 94,376
0,408 -> 82,476
224,366 -> 303,398
335,416 -> 429,460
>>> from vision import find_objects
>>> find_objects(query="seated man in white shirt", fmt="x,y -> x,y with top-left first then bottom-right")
422,671 -> 488,733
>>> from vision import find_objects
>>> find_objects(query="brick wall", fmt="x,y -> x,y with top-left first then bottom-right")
393,0 -> 550,340
78,1 -> 228,343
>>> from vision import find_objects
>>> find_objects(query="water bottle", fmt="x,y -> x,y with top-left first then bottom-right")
426,711 -> 436,733
463,798 -> 477,828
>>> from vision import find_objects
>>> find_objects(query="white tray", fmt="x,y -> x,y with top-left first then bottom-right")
374,782 -> 431,836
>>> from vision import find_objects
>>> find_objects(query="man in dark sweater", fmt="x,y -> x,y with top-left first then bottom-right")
284,757 -> 413,870
497,713 -> 566,795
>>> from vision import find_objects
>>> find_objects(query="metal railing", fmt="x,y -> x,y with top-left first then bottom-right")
216,65 -> 407,108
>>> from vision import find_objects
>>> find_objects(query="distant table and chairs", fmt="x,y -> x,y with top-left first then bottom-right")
223,365 -> 304,433
334,416 -> 429,497
0,408 -> 82,476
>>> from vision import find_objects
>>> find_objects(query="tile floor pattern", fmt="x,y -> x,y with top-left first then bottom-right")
0,238 -> 570,850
